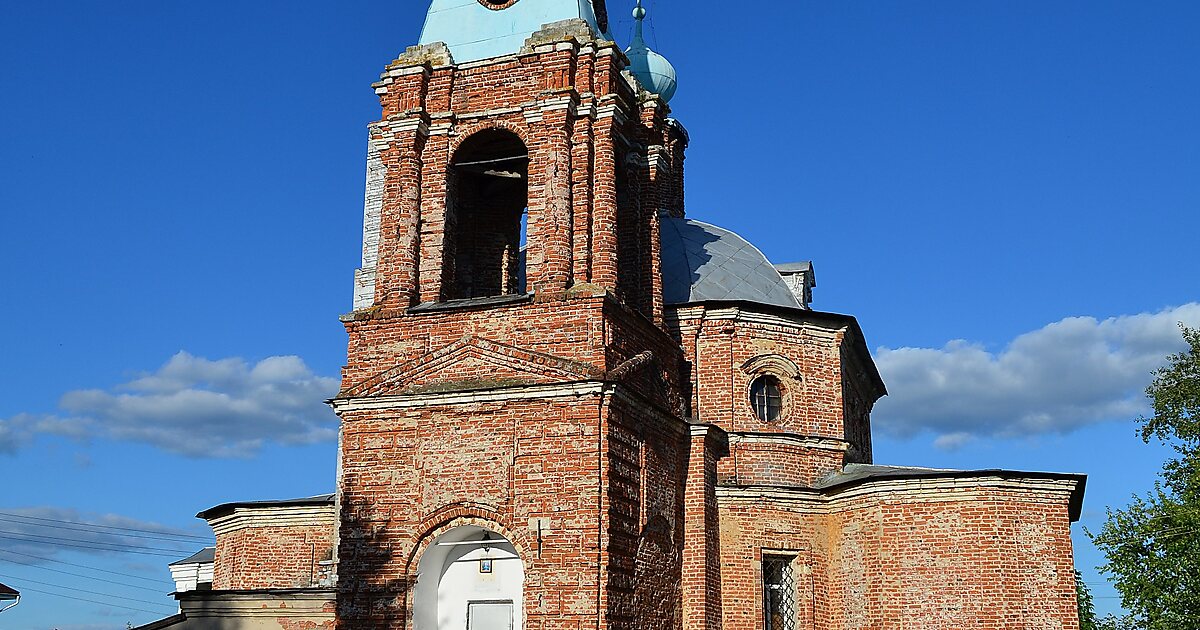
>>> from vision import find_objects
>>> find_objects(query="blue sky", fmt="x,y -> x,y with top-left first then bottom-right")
1,1 -> 1198,627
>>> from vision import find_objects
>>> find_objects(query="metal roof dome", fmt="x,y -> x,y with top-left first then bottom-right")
624,0 -> 677,102
660,216 -> 800,309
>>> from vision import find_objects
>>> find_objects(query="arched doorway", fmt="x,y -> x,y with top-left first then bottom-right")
413,525 -> 524,630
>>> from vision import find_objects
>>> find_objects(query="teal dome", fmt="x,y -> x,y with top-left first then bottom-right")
624,1 -> 677,103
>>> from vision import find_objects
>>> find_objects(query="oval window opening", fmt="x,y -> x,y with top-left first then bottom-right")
750,375 -> 783,423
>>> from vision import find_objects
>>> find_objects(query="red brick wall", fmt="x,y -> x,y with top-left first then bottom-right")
678,313 -> 846,437
671,307 -> 880,487
336,389 -> 692,630
368,34 -> 682,322
340,30 -> 698,626
342,295 -> 686,418
720,439 -> 845,488
336,14 -> 1080,630
717,483 -> 1081,630
213,523 -> 333,590
682,426 -> 726,630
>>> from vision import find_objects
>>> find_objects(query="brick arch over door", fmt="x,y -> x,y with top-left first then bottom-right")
408,511 -> 530,630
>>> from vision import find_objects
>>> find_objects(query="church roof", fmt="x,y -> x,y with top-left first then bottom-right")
196,493 -> 335,520
419,0 -> 610,64
660,217 -> 801,309
816,464 -> 1088,520
169,547 -> 215,567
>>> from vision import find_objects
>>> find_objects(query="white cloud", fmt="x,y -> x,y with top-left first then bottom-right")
2,351 -> 339,458
874,303 -> 1200,447
931,432 -> 975,451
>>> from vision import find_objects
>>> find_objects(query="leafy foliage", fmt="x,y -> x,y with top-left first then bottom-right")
1077,570 -> 1098,630
1095,613 -> 1143,630
1090,325 -> 1200,629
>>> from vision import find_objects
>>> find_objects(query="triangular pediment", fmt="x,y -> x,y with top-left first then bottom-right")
340,335 -> 602,398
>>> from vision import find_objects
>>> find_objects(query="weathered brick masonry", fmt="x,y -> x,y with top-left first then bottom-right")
198,498 -> 337,591
324,6 -> 1085,629
151,4 -> 1087,630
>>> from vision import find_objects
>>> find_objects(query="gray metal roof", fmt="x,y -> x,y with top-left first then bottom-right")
813,463 -> 1088,520
660,217 -> 800,309
196,493 -> 335,520
169,547 -> 215,567
814,464 -> 955,489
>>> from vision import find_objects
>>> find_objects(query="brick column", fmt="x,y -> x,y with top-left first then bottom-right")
571,107 -> 595,284
528,97 -> 575,299
591,106 -> 621,291
418,125 -> 451,303
372,118 -> 427,307
683,424 -> 727,630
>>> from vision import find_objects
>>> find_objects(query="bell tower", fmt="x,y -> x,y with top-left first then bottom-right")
333,2 -> 714,630
350,0 -> 687,319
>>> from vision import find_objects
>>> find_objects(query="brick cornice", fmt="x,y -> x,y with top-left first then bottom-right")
331,381 -> 607,413
716,474 -> 1085,519
205,505 -> 336,536
727,432 -> 849,453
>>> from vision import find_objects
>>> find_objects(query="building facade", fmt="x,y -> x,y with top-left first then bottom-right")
139,2 -> 1086,629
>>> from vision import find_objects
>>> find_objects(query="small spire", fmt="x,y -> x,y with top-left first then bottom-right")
624,0 -> 678,103
631,0 -> 647,45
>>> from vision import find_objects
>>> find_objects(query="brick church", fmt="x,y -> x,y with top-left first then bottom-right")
138,2 -> 1086,629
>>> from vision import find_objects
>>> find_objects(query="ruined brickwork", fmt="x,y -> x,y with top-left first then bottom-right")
152,6 -> 1087,630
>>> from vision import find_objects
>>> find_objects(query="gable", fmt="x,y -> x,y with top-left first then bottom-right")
340,335 -> 602,398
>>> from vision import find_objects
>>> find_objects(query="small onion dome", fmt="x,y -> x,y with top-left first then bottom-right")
624,0 -> 677,103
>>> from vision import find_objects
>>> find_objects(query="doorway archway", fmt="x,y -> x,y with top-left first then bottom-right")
413,525 -> 524,630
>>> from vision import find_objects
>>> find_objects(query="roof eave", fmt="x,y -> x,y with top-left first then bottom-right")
818,468 -> 1088,521
196,494 -> 335,521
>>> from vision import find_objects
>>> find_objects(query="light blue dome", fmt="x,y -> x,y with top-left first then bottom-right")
419,0 -> 610,65
624,1 -> 678,103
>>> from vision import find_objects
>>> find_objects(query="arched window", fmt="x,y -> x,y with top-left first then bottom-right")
445,130 -> 528,301
750,375 -> 783,423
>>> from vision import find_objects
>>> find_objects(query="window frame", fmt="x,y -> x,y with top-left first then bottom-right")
761,553 -> 799,630
749,374 -> 784,424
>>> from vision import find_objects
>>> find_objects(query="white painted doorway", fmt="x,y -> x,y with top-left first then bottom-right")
414,525 -> 524,630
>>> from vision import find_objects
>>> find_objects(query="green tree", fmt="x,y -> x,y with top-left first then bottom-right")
1077,570 -> 1098,630
1090,324 -> 1200,629
1096,613 -> 1142,630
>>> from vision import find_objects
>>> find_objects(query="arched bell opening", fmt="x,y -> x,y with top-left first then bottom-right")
413,525 -> 524,630
444,129 -> 529,301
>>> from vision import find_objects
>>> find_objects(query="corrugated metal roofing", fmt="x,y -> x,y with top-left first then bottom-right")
660,217 -> 801,309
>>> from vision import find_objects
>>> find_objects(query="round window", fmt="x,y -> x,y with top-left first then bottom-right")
478,0 -> 520,9
750,375 -> 783,423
